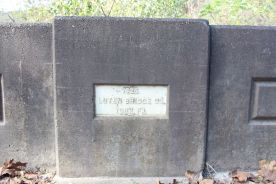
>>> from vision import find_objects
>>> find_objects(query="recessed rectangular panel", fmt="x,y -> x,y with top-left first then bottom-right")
95,85 -> 168,117
250,78 -> 276,124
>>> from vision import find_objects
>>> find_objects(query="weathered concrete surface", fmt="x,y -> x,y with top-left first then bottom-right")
54,17 -> 209,177
0,24 -> 55,170
207,26 -> 276,171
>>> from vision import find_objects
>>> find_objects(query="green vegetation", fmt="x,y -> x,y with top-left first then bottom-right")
2,0 -> 276,25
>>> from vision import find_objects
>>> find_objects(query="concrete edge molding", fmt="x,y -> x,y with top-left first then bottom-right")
54,15 -> 209,24
55,177 -> 187,184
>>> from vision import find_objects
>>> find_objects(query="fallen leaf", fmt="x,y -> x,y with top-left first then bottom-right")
231,170 -> 252,182
185,170 -> 198,184
156,180 -> 164,184
199,178 -> 214,184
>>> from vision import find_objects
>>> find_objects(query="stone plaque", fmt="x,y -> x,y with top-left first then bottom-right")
95,85 -> 169,117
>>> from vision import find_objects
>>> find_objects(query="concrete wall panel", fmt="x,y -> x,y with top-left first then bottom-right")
54,17 -> 210,177
0,24 -> 55,170
207,26 -> 276,171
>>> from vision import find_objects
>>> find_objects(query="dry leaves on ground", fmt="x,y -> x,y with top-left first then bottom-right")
158,160 -> 276,184
230,160 -> 276,183
1,159 -> 275,184
0,159 -> 55,184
